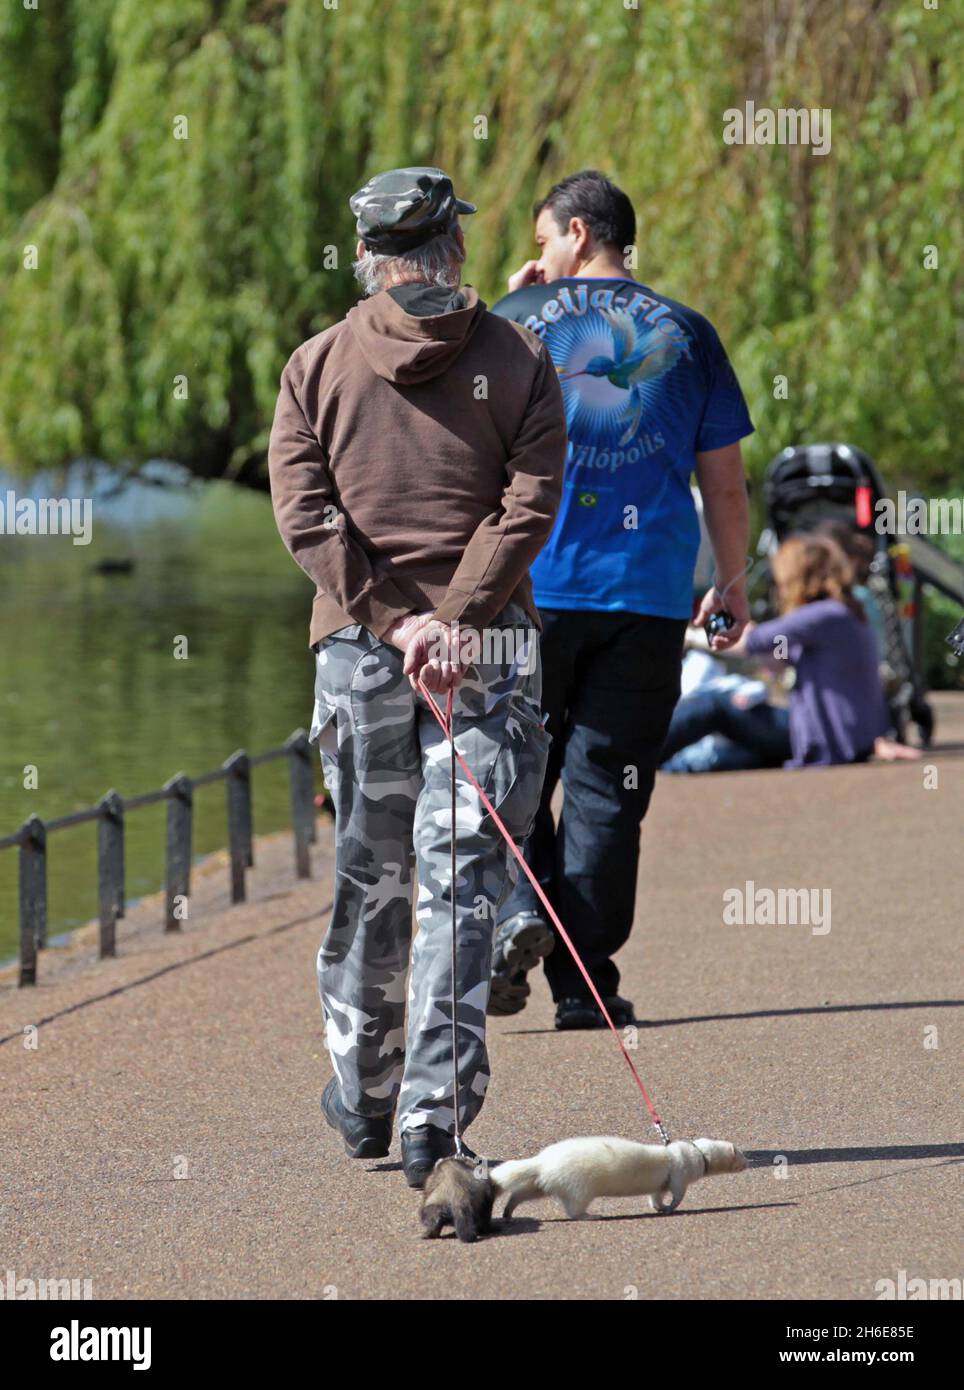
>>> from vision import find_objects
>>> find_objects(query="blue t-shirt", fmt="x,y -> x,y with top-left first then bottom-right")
491,277 -> 754,618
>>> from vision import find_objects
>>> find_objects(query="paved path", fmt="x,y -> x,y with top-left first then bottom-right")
2,695 -> 962,1300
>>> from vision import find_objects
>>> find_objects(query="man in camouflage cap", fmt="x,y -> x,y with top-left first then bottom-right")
350,165 -> 477,253
268,166 -> 566,1187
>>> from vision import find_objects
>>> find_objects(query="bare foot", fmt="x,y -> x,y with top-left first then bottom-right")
873,737 -> 922,762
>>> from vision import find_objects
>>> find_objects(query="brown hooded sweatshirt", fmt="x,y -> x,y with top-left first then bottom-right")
267,284 -> 566,647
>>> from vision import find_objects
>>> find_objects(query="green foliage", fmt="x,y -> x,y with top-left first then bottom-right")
0,0 -> 68,224
0,0 -> 961,494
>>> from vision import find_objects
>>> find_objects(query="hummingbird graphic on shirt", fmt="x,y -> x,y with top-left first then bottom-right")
558,309 -> 687,445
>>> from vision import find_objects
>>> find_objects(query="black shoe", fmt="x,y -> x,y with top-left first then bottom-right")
554,996 -> 601,1030
400,1125 -> 478,1189
321,1078 -> 393,1159
554,994 -> 637,1031
487,912 -> 555,1017
603,995 -> 637,1028
487,969 -> 531,1017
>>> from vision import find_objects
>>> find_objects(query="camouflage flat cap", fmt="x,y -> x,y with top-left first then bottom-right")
350,167 -> 476,253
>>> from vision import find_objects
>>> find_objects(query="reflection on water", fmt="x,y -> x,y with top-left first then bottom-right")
0,461 -> 320,955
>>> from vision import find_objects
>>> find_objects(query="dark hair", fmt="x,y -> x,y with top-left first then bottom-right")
534,170 -> 636,253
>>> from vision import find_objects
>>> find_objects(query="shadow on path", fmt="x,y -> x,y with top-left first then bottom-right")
506,997 -> 964,1036
747,1144 -> 964,1165
0,906 -> 331,1048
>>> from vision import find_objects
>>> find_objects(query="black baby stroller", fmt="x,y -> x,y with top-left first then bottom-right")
757,442 -> 934,746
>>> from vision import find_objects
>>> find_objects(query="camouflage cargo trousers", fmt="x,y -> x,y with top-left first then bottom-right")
309,603 -> 549,1137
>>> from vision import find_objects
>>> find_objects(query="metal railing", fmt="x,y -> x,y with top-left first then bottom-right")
1,730 -> 319,988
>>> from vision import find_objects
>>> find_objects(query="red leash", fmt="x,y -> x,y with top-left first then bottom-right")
419,678 -> 670,1144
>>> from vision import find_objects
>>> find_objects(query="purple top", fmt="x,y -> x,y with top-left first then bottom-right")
745,599 -> 889,768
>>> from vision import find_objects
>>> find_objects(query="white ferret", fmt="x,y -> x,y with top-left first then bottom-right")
491,1136 -> 748,1219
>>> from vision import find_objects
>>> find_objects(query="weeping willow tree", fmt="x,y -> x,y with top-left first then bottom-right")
0,0 -> 960,489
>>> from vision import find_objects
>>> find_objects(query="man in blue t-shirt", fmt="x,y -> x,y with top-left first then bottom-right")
488,170 -> 755,1029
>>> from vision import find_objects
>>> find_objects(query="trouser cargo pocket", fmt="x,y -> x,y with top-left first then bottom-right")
481,695 -> 551,844
309,623 -> 368,758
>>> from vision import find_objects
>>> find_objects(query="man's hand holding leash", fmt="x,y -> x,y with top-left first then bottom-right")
384,612 -> 474,693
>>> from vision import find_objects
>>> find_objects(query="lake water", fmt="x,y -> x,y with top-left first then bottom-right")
0,462 -> 320,958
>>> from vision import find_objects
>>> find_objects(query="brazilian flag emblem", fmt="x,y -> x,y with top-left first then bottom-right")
578,491 -> 599,507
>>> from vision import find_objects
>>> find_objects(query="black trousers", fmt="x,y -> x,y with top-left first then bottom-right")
498,608 -> 687,1000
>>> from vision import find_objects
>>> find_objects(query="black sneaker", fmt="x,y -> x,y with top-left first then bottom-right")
487,912 -> 555,1016
487,969 -> 531,1017
400,1125 -> 478,1189
554,994 -> 637,1031
554,996 -> 600,1030
321,1078 -> 393,1159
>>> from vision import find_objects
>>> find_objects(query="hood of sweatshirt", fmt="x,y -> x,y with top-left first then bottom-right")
346,284 -> 486,384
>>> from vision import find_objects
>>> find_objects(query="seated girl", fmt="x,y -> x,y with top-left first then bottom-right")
661,534 -> 893,771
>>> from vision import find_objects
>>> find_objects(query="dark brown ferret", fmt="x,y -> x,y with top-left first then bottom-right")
419,1157 -> 495,1242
